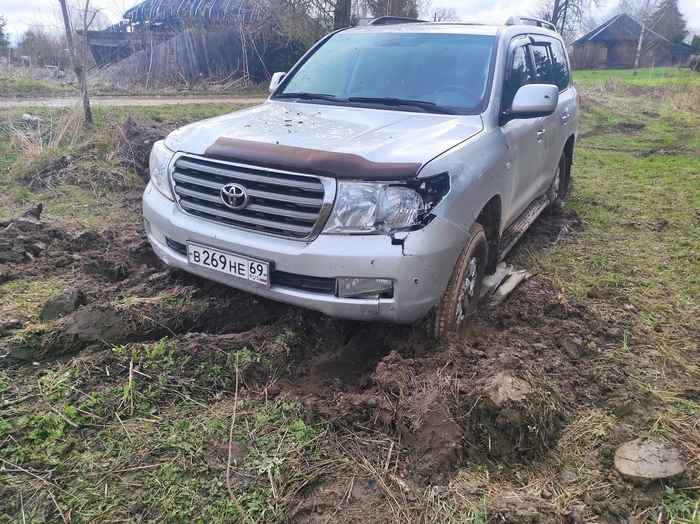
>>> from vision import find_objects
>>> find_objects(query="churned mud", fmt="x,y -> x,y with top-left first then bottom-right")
1,120 -> 694,522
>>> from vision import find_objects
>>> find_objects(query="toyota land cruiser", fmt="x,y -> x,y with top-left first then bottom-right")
142,16 -> 579,339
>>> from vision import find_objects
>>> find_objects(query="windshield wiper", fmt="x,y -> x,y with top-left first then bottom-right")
347,97 -> 458,115
275,92 -> 344,102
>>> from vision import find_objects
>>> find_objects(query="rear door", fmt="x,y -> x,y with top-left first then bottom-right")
530,36 -> 576,191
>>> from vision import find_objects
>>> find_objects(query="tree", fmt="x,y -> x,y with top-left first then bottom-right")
431,6 -> 460,22
650,0 -> 688,42
531,0 -> 606,41
59,0 -> 94,126
18,26 -> 66,68
692,34 -> 700,50
616,0 -> 688,74
621,0 -> 663,76
365,0 -> 420,19
334,0 -> 352,29
0,16 -> 11,57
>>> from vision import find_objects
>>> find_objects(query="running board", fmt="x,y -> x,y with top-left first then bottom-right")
497,196 -> 549,261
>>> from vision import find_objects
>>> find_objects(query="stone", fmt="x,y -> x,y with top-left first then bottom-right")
614,438 -> 685,484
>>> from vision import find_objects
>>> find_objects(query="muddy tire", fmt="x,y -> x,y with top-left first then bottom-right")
546,152 -> 568,207
428,223 -> 487,340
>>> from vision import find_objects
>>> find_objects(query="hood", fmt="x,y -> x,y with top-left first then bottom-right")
165,100 -> 483,179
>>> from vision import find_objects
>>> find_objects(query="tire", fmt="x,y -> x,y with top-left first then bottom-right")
428,223 -> 487,340
546,152 -> 568,207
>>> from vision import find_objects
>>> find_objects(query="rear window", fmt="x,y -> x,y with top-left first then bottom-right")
549,38 -> 570,91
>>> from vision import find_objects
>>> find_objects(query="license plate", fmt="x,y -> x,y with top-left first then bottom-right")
187,242 -> 270,287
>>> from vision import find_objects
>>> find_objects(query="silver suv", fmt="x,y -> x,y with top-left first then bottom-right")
142,16 -> 579,338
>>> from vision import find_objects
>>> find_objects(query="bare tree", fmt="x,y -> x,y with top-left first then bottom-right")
616,0 -> 671,75
531,0 -> 606,40
59,0 -> 95,126
430,6 -> 460,22
334,0 -> 352,29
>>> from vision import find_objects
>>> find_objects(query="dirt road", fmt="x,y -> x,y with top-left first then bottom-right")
0,95 -> 268,107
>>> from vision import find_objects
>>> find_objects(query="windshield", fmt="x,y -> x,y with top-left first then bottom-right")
278,31 -> 495,113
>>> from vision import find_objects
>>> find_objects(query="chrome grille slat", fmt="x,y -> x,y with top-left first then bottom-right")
181,200 -> 312,235
176,188 -> 319,222
176,158 -> 324,192
172,154 -> 330,239
172,172 -> 323,207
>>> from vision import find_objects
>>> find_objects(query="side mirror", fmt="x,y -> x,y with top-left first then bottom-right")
269,72 -> 286,94
507,84 -> 559,119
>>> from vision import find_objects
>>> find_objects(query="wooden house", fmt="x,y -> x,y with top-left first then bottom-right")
570,14 -> 696,70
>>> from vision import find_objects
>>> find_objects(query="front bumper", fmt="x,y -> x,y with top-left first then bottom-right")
142,182 -> 468,323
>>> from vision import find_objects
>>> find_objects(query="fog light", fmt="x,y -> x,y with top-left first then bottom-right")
336,277 -> 394,298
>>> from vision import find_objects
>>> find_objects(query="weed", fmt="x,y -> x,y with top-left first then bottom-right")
648,486 -> 700,524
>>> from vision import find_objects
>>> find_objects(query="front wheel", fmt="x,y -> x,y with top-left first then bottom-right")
546,152 -> 569,207
427,223 -> 487,340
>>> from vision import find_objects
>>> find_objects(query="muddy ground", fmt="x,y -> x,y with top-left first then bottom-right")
1,119 -> 696,523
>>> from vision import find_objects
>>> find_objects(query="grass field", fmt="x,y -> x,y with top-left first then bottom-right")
573,66 -> 699,86
1,69 -> 699,523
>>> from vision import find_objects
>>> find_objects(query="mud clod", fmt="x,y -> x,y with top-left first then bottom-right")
486,493 -> 559,524
113,115 -> 168,180
40,288 -> 87,321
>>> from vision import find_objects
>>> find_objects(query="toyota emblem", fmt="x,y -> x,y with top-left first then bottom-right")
220,183 -> 249,210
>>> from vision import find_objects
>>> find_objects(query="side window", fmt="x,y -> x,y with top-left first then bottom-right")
548,39 -> 570,91
502,45 -> 532,112
531,44 -> 554,84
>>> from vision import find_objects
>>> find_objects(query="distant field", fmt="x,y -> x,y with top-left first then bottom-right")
573,66 -> 700,86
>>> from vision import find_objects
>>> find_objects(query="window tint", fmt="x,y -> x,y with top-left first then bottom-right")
548,39 -> 570,91
531,45 -> 553,84
502,45 -> 532,111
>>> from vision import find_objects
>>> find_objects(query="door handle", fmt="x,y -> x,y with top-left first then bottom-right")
537,128 -> 545,141
562,114 -> 570,124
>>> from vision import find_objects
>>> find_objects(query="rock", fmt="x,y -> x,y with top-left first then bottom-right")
614,438 -> 685,484
41,288 -> 87,321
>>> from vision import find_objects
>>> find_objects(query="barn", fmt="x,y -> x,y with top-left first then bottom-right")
570,13 -> 696,70
83,0 -> 316,87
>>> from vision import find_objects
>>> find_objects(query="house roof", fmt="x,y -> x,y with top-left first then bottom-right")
572,13 -> 668,47
124,0 -> 250,23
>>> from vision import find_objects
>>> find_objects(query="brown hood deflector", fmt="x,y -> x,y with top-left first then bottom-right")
204,137 -> 422,180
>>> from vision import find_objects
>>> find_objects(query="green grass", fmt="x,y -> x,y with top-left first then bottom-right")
0,341 -> 341,523
0,102 -> 252,226
511,81 -> 700,522
0,74 -> 74,97
573,67 -> 700,86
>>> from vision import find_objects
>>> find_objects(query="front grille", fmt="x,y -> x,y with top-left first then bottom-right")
272,271 -> 336,295
171,155 -> 329,239
166,237 -> 187,256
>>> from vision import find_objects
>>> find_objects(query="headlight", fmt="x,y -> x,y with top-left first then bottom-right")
323,182 -> 423,234
149,140 -> 175,201
323,174 -> 450,234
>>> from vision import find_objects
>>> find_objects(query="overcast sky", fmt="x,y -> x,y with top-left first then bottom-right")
3,0 -> 699,46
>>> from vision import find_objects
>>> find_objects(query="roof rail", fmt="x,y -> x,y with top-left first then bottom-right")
505,16 -> 556,31
370,16 -> 426,25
